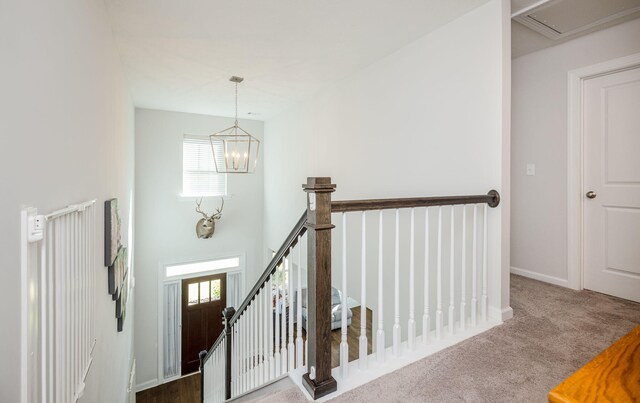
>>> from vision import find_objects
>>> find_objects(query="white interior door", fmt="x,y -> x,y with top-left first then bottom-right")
583,66 -> 640,302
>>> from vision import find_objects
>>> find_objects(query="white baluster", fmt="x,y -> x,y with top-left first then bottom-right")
472,205 -> 478,326
449,206 -> 455,336
255,290 -> 265,385
268,275 -> 275,379
274,268 -> 281,376
461,206 -> 467,331
340,212 -> 349,379
376,210 -> 385,363
245,313 -> 249,392
281,258 -> 288,373
232,322 -> 236,396
262,284 -> 269,383
436,206 -> 443,340
288,248 -> 295,372
393,209 -> 401,356
238,316 -> 244,394
296,237 -> 304,369
55,218 -> 61,403
423,207 -> 430,344
47,221 -> 54,401
482,204 -> 488,322
359,211 -> 368,369
408,208 -> 416,350
248,307 -> 254,390
254,303 -> 259,388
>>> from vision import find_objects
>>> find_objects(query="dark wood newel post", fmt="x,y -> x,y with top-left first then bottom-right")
223,306 -> 236,400
198,350 -> 207,403
302,177 -> 338,399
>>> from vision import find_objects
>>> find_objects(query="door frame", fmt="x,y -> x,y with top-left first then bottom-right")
567,52 -> 640,290
154,252 -> 246,388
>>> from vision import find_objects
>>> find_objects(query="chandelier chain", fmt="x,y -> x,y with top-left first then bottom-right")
234,81 -> 239,126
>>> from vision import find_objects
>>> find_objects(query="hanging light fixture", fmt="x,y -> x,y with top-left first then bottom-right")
210,76 -> 260,173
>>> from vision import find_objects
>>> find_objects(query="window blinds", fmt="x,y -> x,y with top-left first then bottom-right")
183,135 -> 226,196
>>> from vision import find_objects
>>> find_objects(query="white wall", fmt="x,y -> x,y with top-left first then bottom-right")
0,1 -> 135,402
511,18 -> 640,286
264,0 -> 511,330
133,109 -> 264,389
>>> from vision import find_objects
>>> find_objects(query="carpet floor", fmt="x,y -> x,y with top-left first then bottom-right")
254,274 -> 640,402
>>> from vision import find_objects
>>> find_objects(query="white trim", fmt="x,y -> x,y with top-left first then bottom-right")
511,0 -> 552,18
510,266 -> 569,288
489,305 -> 513,321
567,52 -> 640,291
135,378 -> 159,393
20,208 -> 32,403
156,252 -> 246,386
290,319 -> 501,402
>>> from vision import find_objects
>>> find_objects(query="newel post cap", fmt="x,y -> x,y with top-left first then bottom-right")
302,177 -> 336,192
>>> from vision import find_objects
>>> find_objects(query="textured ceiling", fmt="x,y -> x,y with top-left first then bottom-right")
105,0 -> 489,120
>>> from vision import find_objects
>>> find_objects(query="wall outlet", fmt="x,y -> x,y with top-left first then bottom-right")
526,163 -> 536,176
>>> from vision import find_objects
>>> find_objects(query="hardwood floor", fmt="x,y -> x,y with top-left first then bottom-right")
330,306 -> 372,368
136,374 -> 200,403
137,306 -> 372,402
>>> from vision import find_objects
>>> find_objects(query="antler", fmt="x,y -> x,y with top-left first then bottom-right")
195,197 -> 209,219
212,198 -> 224,219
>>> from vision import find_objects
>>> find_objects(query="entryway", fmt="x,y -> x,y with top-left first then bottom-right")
570,56 -> 640,303
181,273 -> 226,375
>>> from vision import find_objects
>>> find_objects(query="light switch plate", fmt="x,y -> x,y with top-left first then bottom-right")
526,163 -> 536,176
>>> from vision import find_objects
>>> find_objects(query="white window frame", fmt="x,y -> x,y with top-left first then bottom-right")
154,253 -> 245,388
181,134 -> 227,197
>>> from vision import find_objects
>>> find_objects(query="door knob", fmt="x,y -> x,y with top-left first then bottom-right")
586,191 -> 597,199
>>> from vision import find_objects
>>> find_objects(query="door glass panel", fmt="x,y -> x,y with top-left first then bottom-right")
200,281 -> 210,303
188,283 -> 199,306
211,279 -> 221,300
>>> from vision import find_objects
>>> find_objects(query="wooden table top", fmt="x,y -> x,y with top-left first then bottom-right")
549,324 -> 640,403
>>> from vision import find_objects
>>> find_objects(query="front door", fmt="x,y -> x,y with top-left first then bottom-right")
583,66 -> 640,302
181,273 -> 226,375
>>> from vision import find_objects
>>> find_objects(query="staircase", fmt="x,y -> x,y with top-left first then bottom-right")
200,177 -> 501,402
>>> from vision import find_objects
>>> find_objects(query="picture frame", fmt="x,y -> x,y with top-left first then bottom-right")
116,269 -> 130,332
104,199 -> 121,267
108,246 -> 127,299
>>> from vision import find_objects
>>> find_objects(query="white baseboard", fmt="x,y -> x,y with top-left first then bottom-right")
510,266 -> 569,288
489,305 -> 513,321
135,378 -> 158,393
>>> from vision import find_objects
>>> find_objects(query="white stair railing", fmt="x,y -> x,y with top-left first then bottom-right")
201,214 -> 308,403
331,190 -> 499,386
201,179 -> 500,402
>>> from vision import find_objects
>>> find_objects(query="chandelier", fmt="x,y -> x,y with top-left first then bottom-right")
210,76 -> 260,173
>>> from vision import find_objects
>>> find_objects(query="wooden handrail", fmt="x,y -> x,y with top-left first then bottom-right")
230,211 -> 307,325
331,190 -> 500,212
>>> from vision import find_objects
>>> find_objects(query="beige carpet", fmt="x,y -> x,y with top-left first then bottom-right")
254,274 -> 640,402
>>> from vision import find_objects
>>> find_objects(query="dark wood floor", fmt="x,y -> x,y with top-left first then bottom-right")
136,373 -> 200,403
330,306 -> 373,368
137,306 -> 372,402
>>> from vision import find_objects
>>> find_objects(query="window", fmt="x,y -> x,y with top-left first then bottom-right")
186,279 -> 222,306
182,135 -> 226,197
166,256 -> 240,278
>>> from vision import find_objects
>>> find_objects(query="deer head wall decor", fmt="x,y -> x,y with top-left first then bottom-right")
195,197 -> 224,239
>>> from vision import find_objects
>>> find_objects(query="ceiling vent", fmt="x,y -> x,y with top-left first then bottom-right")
513,0 -> 640,40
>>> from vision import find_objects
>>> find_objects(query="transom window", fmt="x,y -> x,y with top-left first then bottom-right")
166,256 -> 240,278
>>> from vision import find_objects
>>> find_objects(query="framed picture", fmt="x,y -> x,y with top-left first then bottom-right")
116,269 -> 130,332
108,246 -> 127,299
104,199 -> 121,267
